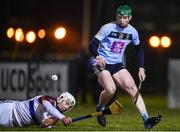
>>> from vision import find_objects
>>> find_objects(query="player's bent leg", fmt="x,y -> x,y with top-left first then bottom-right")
113,69 -> 161,129
144,115 -> 162,129
96,70 -> 116,127
113,69 -> 150,127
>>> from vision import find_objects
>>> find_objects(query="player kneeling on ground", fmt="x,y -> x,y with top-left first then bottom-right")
0,92 -> 76,128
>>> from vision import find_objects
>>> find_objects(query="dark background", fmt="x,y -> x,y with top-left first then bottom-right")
0,0 -> 180,96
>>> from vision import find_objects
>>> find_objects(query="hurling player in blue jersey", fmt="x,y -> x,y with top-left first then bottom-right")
89,5 -> 161,129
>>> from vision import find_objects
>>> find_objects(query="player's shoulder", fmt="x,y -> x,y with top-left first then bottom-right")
102,21 -> 117,28
99,21 -> 117,32
127,24 -> 138,33
38,95 -> 56,104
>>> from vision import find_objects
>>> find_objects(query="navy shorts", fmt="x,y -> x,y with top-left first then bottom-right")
93,63 -> 125,75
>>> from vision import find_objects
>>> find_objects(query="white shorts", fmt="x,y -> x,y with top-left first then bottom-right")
0,101 -> 15,127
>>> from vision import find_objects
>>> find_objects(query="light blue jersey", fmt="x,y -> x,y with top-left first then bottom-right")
94,21 -> 140,64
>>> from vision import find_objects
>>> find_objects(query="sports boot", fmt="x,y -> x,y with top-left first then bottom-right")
144,115 -> 162,129
96,104 -> 106,127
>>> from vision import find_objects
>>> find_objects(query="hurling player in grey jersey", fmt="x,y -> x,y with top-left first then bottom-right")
89,5 -> 161,129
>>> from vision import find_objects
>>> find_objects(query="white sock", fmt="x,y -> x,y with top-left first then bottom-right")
135,94 -> 149,122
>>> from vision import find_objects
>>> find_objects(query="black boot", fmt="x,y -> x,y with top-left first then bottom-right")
144,115 -> 162,129
96,104 -> 106,127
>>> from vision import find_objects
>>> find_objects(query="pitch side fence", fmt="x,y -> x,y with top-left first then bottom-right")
0,61 -> 77,100
168,59 -> 180,109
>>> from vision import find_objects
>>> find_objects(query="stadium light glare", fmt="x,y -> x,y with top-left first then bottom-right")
149,35 -> 160,48
7,27 -> 14,39
38,29 -> 46,39
15,28 -> 24,42
160,36 -> 171,48
54,27 -> 66,39
26,31 -> 36,43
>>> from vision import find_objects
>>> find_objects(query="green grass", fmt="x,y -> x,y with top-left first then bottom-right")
1,95 -> 180,131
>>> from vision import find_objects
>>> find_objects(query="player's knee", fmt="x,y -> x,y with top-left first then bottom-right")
126,81 -> 135,89
106,87 -> 116,97
125,83 -> 137,94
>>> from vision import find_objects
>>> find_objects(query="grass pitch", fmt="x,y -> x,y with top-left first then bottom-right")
0,95 -> 180,131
